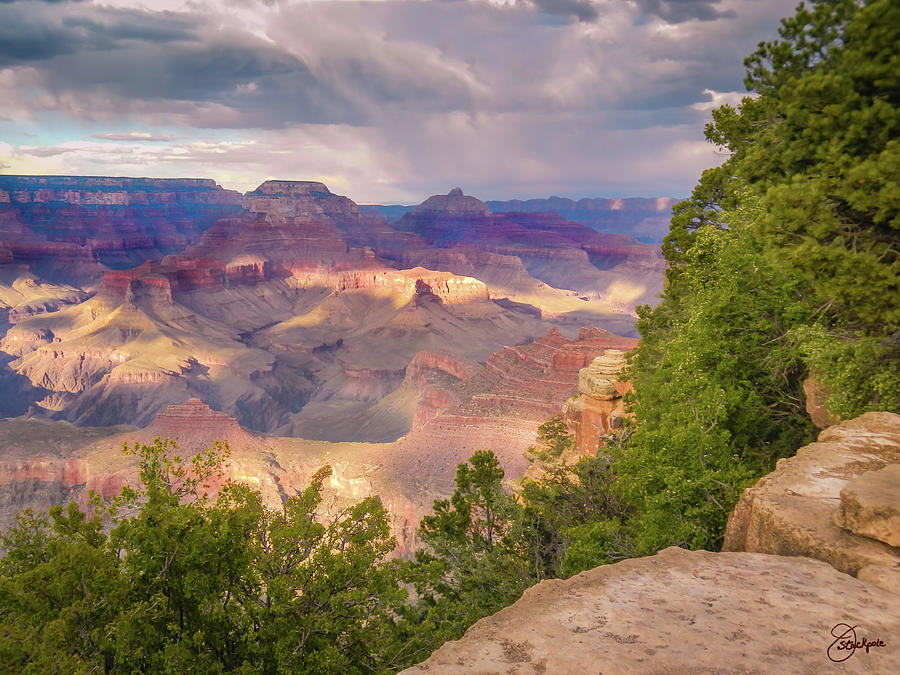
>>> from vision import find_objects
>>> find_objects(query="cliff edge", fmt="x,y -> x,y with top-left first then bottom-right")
404,412 -> 900,673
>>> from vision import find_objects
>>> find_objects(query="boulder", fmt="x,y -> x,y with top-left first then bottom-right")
835,464 -> 900,547
723,412 -> 900,594
577,349 -> 627,400
403,547 -> 900,673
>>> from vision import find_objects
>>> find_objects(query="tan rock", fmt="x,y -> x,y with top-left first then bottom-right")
723,412 -> 900,594
835,464 -> 900,547
858,564 -> 900,596
577,349 -> 627,400
403,547 -> 900,674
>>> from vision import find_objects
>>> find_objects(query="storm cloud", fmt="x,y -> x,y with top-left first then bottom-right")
0,0 -> 798,201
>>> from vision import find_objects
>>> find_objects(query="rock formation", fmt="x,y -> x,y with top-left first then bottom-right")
0,175 -> 661,446
835,464 -> 900,548
389,328 -> 637,484
0,329 -> 635,554
0,175 -> 242,281
144,398 -> 264,452
403,547 -> 900,673
395,189 -> 665,311
723,412 -> 900,594
558,349 -> 632,457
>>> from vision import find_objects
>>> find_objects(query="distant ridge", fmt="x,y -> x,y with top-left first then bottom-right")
361,194 -> 675,243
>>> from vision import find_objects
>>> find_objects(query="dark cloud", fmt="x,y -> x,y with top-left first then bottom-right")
531,0 -> 599,22
0,5 -> 197,66
636,0 -> 737,23
0,0 -> 797,167
61,12 -> 196,44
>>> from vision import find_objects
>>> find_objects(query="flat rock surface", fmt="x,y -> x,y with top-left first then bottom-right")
403,547 -> 900,674
836,464 -> 900,547
723,412 -> 900,594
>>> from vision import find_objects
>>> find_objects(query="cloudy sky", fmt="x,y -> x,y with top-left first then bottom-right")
0,0 -> 797,202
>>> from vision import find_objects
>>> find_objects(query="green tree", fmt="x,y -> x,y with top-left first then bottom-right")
614,0 -> 898,556
518,448 -> 634,579
0,438 -> 414,674
691,0 -> 899,412
407,451 -> 531,645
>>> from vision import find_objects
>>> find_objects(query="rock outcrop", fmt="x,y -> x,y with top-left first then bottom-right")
389,328 -> 637,483
404,547 -> 900,674
243,180 -> 361,221
723,412 -> 900,594
560,349 -> 632,455
835,464 -> 900,548
411,187 -> 491,216
144,398 -> 265,452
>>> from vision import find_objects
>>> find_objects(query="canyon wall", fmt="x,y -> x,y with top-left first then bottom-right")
0,175 -> 242,280
2,179 -> 657,436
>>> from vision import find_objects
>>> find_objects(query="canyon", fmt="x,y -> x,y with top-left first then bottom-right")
0,327 -> 635,553
1,178 -> 659,436
0,174 -> 654,549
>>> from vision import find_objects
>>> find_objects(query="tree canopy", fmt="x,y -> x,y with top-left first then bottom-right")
617,0 -> 898,553
0,439 -> 420,674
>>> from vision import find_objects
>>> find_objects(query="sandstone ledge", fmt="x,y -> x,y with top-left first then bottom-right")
403,547 -> 900,674
723,412 -> 900,594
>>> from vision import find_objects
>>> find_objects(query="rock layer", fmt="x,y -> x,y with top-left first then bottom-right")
403,547 -> 900,674
0,175 -> 242,280
835,465 -> 900,547
723,412 -> 900,594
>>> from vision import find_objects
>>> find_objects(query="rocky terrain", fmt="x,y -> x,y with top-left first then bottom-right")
723,411 -> 900,594
0,175 -> 242,281
0,330 -> 633,552
404,547 -> 899,674
0,178 -> 657,437
405,413 -> 900,673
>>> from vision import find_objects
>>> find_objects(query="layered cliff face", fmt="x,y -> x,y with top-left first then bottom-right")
387,327 -> 637,486
0,328 -> 635,554
0,176 -> 661,442
0,176 -> 242,281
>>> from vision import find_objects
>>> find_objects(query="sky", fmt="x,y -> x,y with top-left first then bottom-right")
0,0 -> 798,203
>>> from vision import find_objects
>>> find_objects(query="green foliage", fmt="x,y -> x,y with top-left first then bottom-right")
0,438 -> 417,674
615,0 -> 898,555
623,203 -> 819,551
408,451 -> 531,645
518,450 -> 633,579
793,325 -> 900,417
530,414 -> 576,460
